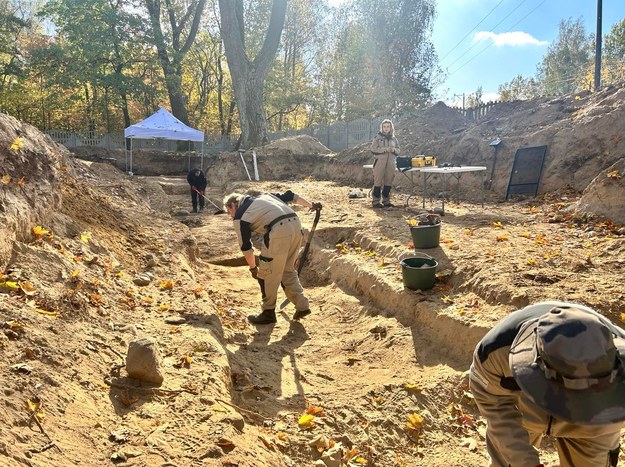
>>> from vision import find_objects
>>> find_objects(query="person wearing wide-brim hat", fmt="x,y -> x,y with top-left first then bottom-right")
469,301 -> 625,466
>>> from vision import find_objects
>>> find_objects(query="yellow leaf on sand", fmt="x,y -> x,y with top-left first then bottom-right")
1,174 -> 11,185
72,269 -> 80,278
621,313 -> 625,322
17,177 -> 25,186
406,412 -> 424,431
80,231 -> 92,243
404,383 -> 422,392
35,308 -> 59,316
32,225 -> 50,238
495,235 -> 509,242
492,221 -> 503,229
298,413 -> 315,430
159,304 -> 170,312
10,136 -> 24,151
0,281 -> 20,293
160,280 -> 174,290
277,432 -> 288,441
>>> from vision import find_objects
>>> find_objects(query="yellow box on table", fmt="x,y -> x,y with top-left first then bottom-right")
411,156 -> 437,167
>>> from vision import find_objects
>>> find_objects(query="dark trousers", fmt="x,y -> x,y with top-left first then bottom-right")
191,190 -> 205,210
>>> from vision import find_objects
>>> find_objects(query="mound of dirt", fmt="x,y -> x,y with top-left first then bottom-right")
0,113 -> 67,269
206,135 -> 331,186
575,158 -> 625,225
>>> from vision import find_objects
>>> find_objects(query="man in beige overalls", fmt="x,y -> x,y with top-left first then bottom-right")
370,119 -> 400,208
470,301 -> 625,466
223,190 -> 322,325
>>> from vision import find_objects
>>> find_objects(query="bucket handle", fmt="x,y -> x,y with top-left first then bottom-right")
398,251 -> 434,263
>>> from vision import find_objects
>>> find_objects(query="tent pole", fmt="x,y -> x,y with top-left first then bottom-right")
130,138 -> 133,176
201,140 -> 204,172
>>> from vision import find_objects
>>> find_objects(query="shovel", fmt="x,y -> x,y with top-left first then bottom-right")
279,206 -> 321,309
192,187 -> 225,215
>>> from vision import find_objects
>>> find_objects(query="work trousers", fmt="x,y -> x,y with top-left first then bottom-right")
372,153 -> 396,188
257,217 -> 309,312
191,189 -> 204,210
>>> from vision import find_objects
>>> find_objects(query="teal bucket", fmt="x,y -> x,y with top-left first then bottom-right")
410,223 -> 441,249
400,256 -> 438,291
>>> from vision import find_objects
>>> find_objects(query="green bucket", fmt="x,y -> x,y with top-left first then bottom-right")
410,222 -> 441,249
400,256 -> 438,291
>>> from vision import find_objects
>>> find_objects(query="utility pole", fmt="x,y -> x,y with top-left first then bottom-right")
594,0 -> 602,91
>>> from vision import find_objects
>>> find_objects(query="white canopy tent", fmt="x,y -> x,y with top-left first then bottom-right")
124,107 -> 205,175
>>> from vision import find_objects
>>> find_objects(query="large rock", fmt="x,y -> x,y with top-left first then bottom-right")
125,338 -> 165,385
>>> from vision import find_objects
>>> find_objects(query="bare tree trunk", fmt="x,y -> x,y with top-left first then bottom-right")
145,0 -> 206,125
219,0 -> 287,148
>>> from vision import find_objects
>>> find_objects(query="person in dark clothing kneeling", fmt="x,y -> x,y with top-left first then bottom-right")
187,168 -> 207,213
223,190 -> 322,325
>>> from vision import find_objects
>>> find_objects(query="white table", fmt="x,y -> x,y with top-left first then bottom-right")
406,166 -> 487,214
363,164 -> 487,214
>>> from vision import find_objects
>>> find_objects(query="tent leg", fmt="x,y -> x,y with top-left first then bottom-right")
129,138 -> 133,176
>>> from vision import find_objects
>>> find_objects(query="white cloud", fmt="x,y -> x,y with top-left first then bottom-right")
474,31 -> 549,47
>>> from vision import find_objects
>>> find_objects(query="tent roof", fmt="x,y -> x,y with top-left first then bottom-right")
124,107 -> 204,142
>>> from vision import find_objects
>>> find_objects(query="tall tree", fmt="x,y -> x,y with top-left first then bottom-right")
144,0 -> 206,125
537,18 -> 592,96
603,18 -> 625,84
498,74 -> 540,101
218,0 -> 287,148
39,0 -> 147,129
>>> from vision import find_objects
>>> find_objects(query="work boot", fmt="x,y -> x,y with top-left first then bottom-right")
248,309 -> 277,325
382,199 -> 394,208
372,197 -> 384,209
191,207 -> 198,213
292,309 -> 311,320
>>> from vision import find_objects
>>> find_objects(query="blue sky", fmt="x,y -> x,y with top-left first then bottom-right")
434,0 -> 624,105
328,0 -> 624,106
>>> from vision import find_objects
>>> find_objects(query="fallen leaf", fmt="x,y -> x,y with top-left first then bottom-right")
277,432 -> 288,442
0,174 -> 10,185
495,235 -> 509,242
491,221 -> 503,229
17,177 -> 25,186
10,136 -> 24,151
160,280 -> 174,290
0,281 -> 20,293
461,437 -> 478,451
20,281 -> 37,295
306,405 -> 325,416
32,225 -> 51,239
298,413 -> 315,430
607,170 -> 622,180
405,413 -> 424,431
80,231 -> 92,243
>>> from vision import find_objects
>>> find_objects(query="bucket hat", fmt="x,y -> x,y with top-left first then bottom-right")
509,305 -> 625,424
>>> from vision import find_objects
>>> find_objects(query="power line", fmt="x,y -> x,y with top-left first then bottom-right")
438,0 -> 506,63
449,0 -> 548,76
444,0 -> 530,71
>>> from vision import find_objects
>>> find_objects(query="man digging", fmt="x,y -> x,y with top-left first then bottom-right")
223,190 -> 322,325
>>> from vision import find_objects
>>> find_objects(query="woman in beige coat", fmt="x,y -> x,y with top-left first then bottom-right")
370,119 -> 399,208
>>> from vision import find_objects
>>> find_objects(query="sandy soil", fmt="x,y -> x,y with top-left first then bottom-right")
2,89 -> 625,467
